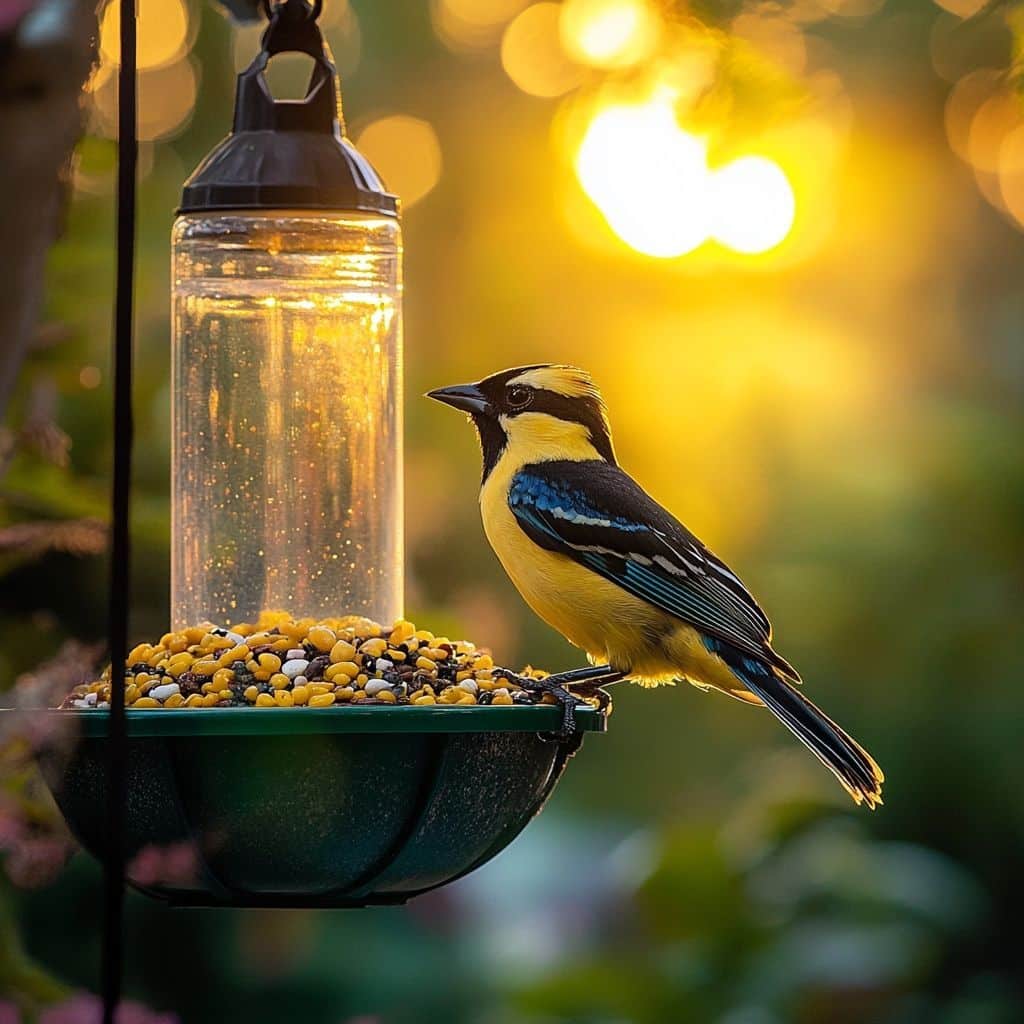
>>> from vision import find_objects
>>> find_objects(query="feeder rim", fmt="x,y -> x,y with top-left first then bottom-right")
36,705 -> 607,738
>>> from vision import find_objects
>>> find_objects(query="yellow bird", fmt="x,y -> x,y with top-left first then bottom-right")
428,364 -> 884,808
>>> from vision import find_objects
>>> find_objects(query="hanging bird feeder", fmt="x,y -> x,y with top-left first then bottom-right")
39,0 -> 605,910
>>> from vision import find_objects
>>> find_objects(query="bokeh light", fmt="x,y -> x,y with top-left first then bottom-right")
574,94 -> 795,257
932,0 -> 987,17
355,116 -> 443,209
432,0 -> 529,52
88,59 -> 199,143
711,157 -> 796,254
98,0 -> 191,71
575,96 -> 711,257
501,3 -> 583,98
559,0 -> 660,70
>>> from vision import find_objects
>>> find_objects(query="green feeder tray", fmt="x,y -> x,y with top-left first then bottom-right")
38,705 -> 605,908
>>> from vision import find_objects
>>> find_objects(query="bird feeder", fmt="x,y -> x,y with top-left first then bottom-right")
39,0 -> 604,909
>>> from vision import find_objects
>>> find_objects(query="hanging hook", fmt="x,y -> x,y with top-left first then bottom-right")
260,0 -> 322,21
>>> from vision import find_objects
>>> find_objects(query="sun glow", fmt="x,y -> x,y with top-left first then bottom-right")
560,0 -> 659,69
574,96 -> 796,257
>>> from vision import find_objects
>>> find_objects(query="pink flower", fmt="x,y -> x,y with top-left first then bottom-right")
39,994 -> 178,1024
126,842 -> 197,887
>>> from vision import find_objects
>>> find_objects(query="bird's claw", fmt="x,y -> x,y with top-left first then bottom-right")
494,668 -> 591,739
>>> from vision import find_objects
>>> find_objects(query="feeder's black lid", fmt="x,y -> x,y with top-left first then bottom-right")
179,0 -> 397,217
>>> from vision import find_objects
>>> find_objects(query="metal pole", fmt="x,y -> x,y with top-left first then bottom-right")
102,0 -> 136,1019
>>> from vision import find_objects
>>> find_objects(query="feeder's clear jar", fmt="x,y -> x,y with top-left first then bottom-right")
171,212 -> 402,629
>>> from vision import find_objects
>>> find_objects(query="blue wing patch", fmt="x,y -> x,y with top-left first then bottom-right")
508,461 -> 799,681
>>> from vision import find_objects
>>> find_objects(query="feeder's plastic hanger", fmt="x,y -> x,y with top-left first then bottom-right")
179,0 -> 397,216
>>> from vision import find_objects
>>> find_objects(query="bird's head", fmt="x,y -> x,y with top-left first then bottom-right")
428,364 -> 616,481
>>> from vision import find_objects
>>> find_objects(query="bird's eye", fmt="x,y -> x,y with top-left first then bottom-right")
507,385 -> 533,410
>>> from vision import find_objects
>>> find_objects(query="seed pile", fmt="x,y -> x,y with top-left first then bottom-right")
59,612 -> 558,710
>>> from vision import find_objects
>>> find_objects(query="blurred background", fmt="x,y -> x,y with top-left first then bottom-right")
1,0 -> 1023,1020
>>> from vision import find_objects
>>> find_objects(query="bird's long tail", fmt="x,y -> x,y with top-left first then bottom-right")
707,638 -> 884,808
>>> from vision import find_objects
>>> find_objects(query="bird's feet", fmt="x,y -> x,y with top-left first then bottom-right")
494,665 -> 621,738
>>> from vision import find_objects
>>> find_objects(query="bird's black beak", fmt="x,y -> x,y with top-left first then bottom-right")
426,382 -> 490,416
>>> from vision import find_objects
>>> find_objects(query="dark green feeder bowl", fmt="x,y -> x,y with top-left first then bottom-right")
39,705 -> 605,908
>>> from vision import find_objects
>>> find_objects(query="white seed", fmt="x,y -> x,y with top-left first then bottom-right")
282,659 -> 309,679
150,682 -> 181,701
212,627 -> 245,644
286,648 -> 306,660
293,675 -> 308,687
97,701 -> 111,709
375,658 -> 393,672
458,679 -> 479,695
364,679 -> 392,696
72,699 -> 91,709
83,692 -> 98,706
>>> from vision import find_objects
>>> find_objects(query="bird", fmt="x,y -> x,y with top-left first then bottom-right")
427,364 -> 884,808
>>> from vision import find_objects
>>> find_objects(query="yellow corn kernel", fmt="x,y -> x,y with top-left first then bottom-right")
232,621 -> 255,636
389,650 -> 407,662
202,692 -> 221,707
127,643 -> 152,663
201,634 -> 233,651
125,683 -> 139,704
336,661 -> 360,679
291,685 -> 309,705
133,696 -> 160,708
271,637 -> 293,652
253,670 -> 270,682
218,644 -> 251,667
476,669 -> 493,682
268,672 -> 290,690
375,689 -> 398,704
308,683 -> 331,697
329,639 -> 357,663
413,694 -> 437,705
456,694 -> 477,705
308,692 -> 335,708
356,673 -> 369,686
212,668 -> 233,690
359,637 -> 387,658
243,685 -> 258,702
324,663 -> 345,682
415,656 -> 436,671
414,629 -> 434,642
424,647 -> 450,661
245,659 -> 259,673
389,620 -> 416,644
477,679 -> 496,692
491,692 -> 514,705
218,689 -> 233,700
350,690 -> 367,701
258,653 -> 282,673
163,693 -> 186,708
191,659 -> 219,677
184,694 -> 205,708
89,681 -> 105,694
438,687 -> 460,705
255,693 -> 276,707
274,689 -> 294,707
541,693 -> 557,705
456,670 -> 472,682
307,626 -> 336,652
473,654 -> 494,670
334,686 -> 355,700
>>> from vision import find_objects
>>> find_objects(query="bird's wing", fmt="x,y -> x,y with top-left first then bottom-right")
508,460 -> 798,679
